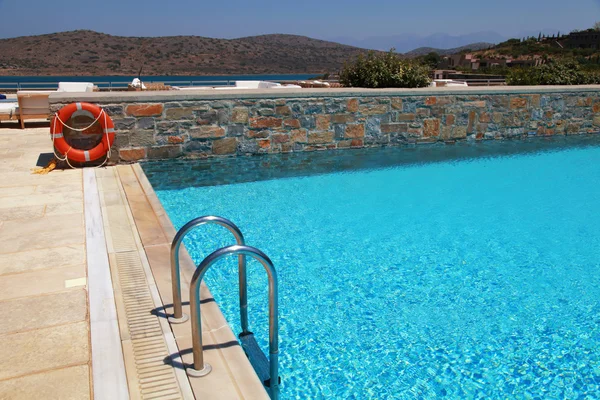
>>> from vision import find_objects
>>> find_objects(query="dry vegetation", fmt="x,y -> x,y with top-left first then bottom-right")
0,30 -> 370,76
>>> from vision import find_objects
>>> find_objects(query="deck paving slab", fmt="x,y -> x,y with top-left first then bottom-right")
0,127 -> 92,399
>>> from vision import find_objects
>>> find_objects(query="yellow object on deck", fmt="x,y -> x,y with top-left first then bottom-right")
31,158 -> 57,175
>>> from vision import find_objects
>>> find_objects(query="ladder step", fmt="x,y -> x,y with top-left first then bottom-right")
239,332 -> 270,385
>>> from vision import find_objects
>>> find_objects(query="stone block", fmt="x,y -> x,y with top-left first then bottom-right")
119,147 -> 146,161
147,145 -> 182,159
196,110 -> 218,125
103,104 -> 124,117
257,108 -> 275,116
231,107 -> 249,124
166,107 -> 194,120
331,114 -> 355,124
325,100 -> 345,114
491,96 -> 510,108
185,140 -> 211,153
212,138 -> 238,155
467,110 -> 476,133
249,117 -> 282,129
593,102 -> 600,113
510,97 -> 528,109
479,112 -> 491,123
129,130 -> 155,147
315,115 -> 331,130
381,123 -> 407,133
347,99 -> 359,112
423,119 -> 441,138
390,98 -> 403,110
190,126 -> 225,139
125,103 -> 163,117
463,100 -> 486,108
156,121 -> 178,135
114,133 -> 130,148
113,118 -> 136,130
246,129 -> 270,139
290,129 -> 308,143
227,125 -> 245,136
308,131 -> 334,144
365,117 -> 381,136
257,100 -> 276,108
345,124 -> 365,138
594,115 -> 600,127
444,114 -> 455,126
304,103 -> 324,114
359,104 -> 388,115
136,117 -> 155,130
272,133 -> 290,144
284,119 -> 301,128
275,106 -> 292,116
257,139 -> 271,150
567,122 -> 583,134
300,116 -> 315,129
167,135 -> 186,144
452,126 -> 467,139
576,97 -> 593,107
416,108 -> 431,117
397,113 -> 416,121
407,127 -> 422,138
425,97 -> 437,106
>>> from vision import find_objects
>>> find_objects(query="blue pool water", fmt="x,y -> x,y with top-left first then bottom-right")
144,137 -> 600,399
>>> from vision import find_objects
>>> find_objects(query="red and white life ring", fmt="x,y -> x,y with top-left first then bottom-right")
51,102 -> 115,163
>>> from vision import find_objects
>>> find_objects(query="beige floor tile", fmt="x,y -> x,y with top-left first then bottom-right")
0,204 -> 45,222
0,264 -> 86,300
0,186 -> 36,198
45,201 -> 84,216
0,322 -> 89,380
35,182 -> 82,194
0,365 -> 91,400
0,226 -> 84,254
96,176 -> 120,191
0,191 -> 82,208
0,289 -> 87,335
0,213 -> 83,238
0,244 -> 85,275
99,190 -> 124,207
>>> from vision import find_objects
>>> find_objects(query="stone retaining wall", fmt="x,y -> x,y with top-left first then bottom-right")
49,87 -> 600,162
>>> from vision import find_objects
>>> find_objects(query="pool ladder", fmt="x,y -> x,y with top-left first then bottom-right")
169,216 -> 280,399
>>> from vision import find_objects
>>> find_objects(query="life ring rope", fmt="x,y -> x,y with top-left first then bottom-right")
54,108 -> 106,132
50,102 -> 115,168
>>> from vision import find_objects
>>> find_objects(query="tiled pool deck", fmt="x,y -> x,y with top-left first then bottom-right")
0,126 -> 268,399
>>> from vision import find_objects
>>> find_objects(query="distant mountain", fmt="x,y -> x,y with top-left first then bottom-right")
329,31 -> 506,53
405,42 -> 495,57
0,30 -> 371,76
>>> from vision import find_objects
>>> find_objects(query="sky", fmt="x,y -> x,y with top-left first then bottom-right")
0,0 -> 598,40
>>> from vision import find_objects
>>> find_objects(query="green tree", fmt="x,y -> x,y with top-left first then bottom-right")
506,60 -> 600,85
594,21 -> 600,31
339,50 -> 431,88
423,52 -> 441,69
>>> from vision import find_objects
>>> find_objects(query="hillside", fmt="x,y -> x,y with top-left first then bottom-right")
0,30 -> 371,76
471,35 -> 600,62
405,42 -> 494,57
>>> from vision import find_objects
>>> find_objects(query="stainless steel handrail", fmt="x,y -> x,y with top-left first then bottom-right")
169,216 -> 248,333
188,244 -> 279,400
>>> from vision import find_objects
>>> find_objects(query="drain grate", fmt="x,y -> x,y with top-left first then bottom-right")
115,251 -> 183,400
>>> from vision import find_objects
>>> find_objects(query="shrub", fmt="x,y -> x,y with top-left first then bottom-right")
340,50 -> 431,88
506,60 -> 600,85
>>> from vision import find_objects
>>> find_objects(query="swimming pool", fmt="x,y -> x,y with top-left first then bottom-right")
143,137 -> 600,399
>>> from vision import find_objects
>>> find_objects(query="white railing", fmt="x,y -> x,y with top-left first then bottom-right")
0,79 -> 238,91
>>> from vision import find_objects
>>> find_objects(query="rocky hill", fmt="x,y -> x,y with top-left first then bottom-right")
405,42 -> 494,57
0,30 -> 371,76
